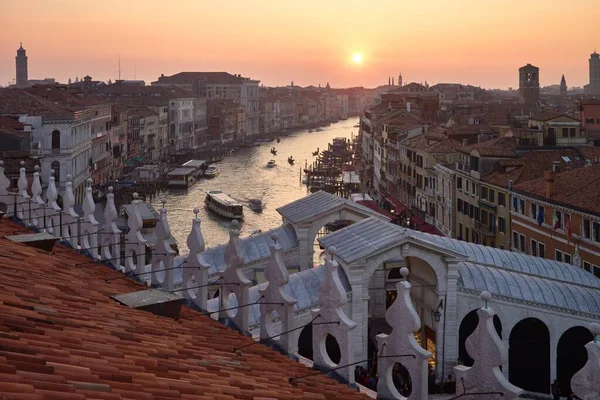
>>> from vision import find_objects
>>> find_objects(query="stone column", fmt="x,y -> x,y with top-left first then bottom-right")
442,260 -> 460,381
550,336 -> 558,384
349,266 -> 369,366
296,225 -> 311,270
434,293 -> 446,380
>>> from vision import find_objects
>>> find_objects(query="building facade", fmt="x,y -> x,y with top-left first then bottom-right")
519,64 -> 540,105
584,51 -> 600,95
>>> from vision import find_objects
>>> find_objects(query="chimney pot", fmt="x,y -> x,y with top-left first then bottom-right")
552,161 -> 561,172
508,179 -> 513,190
462,139 -> 468,146
544,170 -> 556,198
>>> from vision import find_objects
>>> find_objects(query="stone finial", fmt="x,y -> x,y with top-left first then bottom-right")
31,167 -> 43,204
79,177 -> 100,258
46,170 -> 58,206
18,161 -> 29,198
100,186 -> 121,261
259,234 -> 297,354
0,160 -> 10,195
311,246 -> 357,384
151,207 -> 176,290
60,175 -> 79,246
82,179 -> 97,224
571,323 -> 600,399
184,211 -> 210,311
376,268 -> 431,400
220,219 -> 252,333
453,292 -> 523,400
124,192 -> 147,274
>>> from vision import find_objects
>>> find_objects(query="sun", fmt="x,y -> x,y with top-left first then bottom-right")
352,52 -> 364,64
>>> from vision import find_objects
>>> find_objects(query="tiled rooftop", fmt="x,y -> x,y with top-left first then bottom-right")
0,219 -> 368,400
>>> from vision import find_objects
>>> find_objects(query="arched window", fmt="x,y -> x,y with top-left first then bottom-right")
51,130 -> 61,150
51,161 -> 60,183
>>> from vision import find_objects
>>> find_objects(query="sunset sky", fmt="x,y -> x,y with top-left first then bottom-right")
1,0 -> 599,89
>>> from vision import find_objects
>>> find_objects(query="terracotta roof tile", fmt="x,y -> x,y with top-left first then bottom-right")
0,220 -> 369,400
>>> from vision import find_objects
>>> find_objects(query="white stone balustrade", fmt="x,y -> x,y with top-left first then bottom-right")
100,186 -> 121,262
259,233 -> 297,354
182,208 -> 211,311
79,179 -> 100,259
311,247 -> 357,385
219,220 -> 253,334
453,291 -> 523,400
61,175 -> 80,248
376,267 -> 431,400
43,170 -> 62,236
16,161 -> 30,221
29,165 -> 45,229
124,193 -> 147,275
150,201 -> 176,291
571,322 -> 600,400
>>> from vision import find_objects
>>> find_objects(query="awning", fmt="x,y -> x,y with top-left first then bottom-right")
124,160 -> 134,167
410,215 -> 443,236
378,190 -> 407,214
134,156 -> 144,162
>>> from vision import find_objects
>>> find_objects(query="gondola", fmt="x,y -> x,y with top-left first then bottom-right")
288,156 -> 295,165
271,147 -> 277,155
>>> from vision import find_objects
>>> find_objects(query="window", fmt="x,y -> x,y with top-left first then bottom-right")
472,182 -> 478,196
464,180 -> 469,194
555,250 -> 563,262
498,193 -> 506,207
481,187 -> 488,200
583,261 -> 592,272
562,127 -> 569,138
530,203 -> 537,219
595,265 -> 600,279
498,217 -> 506,233
593,222 -> 600,242
531,239 -> 538,256
564,253 -> 572,264
469,204 -> 475,219
519,234 -> 525,253
512,231 -> 519,249
481,210 -> 488,226
457,177 -> 462,190
554,210 -> 563,230
519,199 -> 525,215
583,219 -> 591,239
586,118 -> 594,124
569,127 -> 576,137
51,161 -> 60,183
51,130 -> 61,150
538,242 -> 546,258
459,223 -> 463,239
457,199 -> 463,214
489,189 -> 495,203
465,227 -> 469,242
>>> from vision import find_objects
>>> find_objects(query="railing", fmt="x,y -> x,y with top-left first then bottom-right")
474,221 -> 496,236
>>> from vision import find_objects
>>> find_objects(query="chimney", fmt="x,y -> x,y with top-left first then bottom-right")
462,139 -> 468,146
508,180 -> 513,190
406,102 -> 411,112
552,161 -> 561,172
544,170 -> 556,198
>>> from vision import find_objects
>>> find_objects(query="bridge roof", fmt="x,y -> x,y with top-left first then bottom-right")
319,216 -> 600,317
276,190 -> 389,225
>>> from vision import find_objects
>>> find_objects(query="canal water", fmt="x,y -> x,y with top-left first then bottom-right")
153,118 -> 359,253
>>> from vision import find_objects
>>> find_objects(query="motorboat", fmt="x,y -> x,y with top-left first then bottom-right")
205,191 -> 243,219
248,199 -> 265,213
288,156 -> 295,165
271,147 -> 277,155
204,164 -> 219,178
315,127 -> 323,132
267,160 -> 276,168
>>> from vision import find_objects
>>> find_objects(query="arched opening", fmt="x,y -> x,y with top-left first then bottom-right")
313,219 -> 356,266
51,161 -> 60,183
323,334 -> 341,366
458,309 -> 502,367
51,130 -> 61,150
557,326 -> 593,395
298,324 -> 313,360
509,318 -> 550,394
391,362 -> 412,397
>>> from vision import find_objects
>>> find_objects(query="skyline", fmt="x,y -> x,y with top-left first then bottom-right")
1,0 -> 600,89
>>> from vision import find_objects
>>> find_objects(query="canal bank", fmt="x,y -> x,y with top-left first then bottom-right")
152,118 -> 359,253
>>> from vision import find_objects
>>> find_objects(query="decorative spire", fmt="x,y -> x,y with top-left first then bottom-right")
376,267 -> 431,399
220,219 -> 252,333
124,192 -> 148,274
82,178 -> 98,225
46,169 -> 58,206
0,160 -> 10,195
453,291 -> 523,400
18,161 -> 29,199
31,165 -> 43,204
150,201 -> 176,290
571,322 -> 600,399
259,233 -> 297,354
100,186 -> 121,261
183,208 -> 211,311
311,247 -> 357,384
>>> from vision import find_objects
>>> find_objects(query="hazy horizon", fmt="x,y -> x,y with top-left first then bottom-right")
1,0 -> 599,89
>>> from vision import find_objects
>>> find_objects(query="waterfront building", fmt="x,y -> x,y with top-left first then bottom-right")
207,99 -> 239,143
584,51 -> 600,96
259,95 -> 281,135
152,72 -> 260,136
578,98 -> 600,145
89,106 -> 112,186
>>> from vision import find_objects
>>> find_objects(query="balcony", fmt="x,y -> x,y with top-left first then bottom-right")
474,221 -> 496,236
424,187 -> 435,197
479,198 -> 497,210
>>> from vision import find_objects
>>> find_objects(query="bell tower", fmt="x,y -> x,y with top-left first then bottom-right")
518,63 -> 540,105
15,42 -> 28,87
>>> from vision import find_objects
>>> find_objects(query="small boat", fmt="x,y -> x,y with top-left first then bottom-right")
288,156 -> 295,165
312,148 -> 319,156
353,124 -> 360,128
204,164 -> 219,178
267,160 -> 276,168
248,199 -> 264,213
271,147 -> 277,155
308,129 -> 313,133
276,137 -> 281,143
315,127 -> 323,132
205,191 -> 244,219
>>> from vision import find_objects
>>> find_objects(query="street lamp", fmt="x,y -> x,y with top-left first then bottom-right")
433,299 -> 444,323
